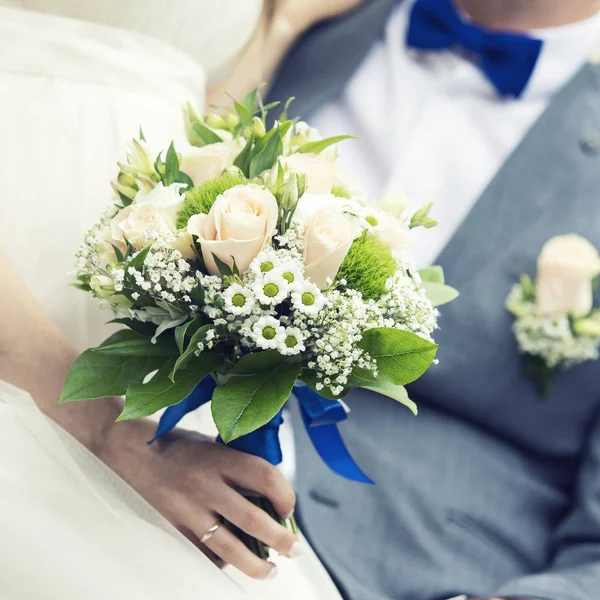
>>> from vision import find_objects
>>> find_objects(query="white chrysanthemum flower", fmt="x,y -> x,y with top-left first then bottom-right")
250,247 -> 280,277
254,272 -> 290,305
291,281 -> 325,316
275,261 -> 305,287
251,316 -> 286,350
279,327 -> 306,356
223,284 -> 256,316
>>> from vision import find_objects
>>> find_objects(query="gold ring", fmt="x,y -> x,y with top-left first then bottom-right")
200,517 -> 223,544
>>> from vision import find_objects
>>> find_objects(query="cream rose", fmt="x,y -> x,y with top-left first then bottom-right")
281,153 -> 337,195
294,193 -> 339,224
134,182 -> 184,222
303,207 -> 357,290
180,141 -> 240,187
187,184 -> 278,276
373,216 -> 413,252
109,184 -> 194,259
536,234 -> 600,317
111,204 -> 175,249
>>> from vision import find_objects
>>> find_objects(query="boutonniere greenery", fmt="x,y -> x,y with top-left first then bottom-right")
506,235 -> 600,397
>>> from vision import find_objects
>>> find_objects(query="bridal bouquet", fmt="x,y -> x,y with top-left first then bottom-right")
61,90 -> 457,555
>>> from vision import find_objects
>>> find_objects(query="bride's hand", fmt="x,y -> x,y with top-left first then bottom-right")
101,419 -> 298,580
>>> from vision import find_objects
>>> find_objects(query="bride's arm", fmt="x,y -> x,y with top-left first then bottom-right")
0,251 -> 298,580
206,0 -> 366,108
0,252 -> 121,455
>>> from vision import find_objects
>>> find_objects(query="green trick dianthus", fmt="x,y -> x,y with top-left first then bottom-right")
336,231 -> 397,300
176,171 -> 247,229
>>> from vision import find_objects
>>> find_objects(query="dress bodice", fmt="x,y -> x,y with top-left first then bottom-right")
0,0 -> 263,80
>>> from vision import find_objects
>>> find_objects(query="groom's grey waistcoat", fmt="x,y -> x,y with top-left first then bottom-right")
269,3 -> 600,600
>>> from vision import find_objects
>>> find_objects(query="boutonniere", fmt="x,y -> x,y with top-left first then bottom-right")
506,235 -> 600,397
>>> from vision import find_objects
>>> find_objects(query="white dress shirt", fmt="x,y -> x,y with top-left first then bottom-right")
311,0 -> 600,268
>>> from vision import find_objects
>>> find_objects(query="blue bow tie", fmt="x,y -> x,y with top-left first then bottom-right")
406,0 -> 543,98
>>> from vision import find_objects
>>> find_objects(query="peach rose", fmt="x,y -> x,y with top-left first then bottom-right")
179,141 -> 240,187
187,184 -> 278,276
303,207 -> 357,290
536,234 -> 600,317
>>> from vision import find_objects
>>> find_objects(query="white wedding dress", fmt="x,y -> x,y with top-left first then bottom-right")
0,5 -> 341,599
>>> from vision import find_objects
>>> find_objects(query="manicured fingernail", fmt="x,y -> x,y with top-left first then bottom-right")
265,565 -> 278,580
289,541 -> 304,559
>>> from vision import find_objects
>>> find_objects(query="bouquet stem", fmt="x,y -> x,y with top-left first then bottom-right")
228,494 -> 298,559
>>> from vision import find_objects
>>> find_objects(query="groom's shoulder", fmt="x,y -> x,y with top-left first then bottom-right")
268,0 -> 396,116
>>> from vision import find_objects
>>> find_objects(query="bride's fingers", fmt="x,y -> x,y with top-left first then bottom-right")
202,520 -> 277,580
215,487 -> 300,558
227,455 -> 296,519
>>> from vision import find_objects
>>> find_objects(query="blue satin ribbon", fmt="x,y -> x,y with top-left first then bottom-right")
407,0 -> 543,98
151,375 -> 374,484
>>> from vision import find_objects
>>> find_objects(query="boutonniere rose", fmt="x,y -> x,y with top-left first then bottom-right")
506,234 -> 600,397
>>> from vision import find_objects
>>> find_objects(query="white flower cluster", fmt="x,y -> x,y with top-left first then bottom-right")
75,205 -> 120,275
507,284 -> 600,369
124,233 -> 196,304
185,224 -> 437,395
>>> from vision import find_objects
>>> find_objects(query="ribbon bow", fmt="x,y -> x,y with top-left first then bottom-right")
151,376 -> 374,485
407,0 -> 543,98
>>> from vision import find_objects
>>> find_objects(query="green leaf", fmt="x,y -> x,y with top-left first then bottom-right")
360,382 -> 418,416
298,135 -> 357,155
211,253 -> 234,278
60,332 -> 164,402
520,274 -> 536,301
110,243 -> 125,263
233,133 -> 254,178
175,171 -> 194,189
139,126 -> 146,142
241,88 -> 260,115
280,96 -> 296,121
164,142 -> 179,186
173,317 -> 205,355
418,266 -> 445,284
118,353 -> 222,421
255,120 -> 293,153
154,153 -> 165,178
232,98 -> 252,124
249,130 -> 283,178
109,318 -> 157,338
128,245 -> 152,271
93,330 -> 175,356
230,350 -> 287,375
117,191 -> 133,207
192,122 -> 224,145
356,327 -> 438,387
212,362 -> 301,443
174,321 -> 193,354
191,281 -> 205,306
421,282 -> 459,307
169,324 -> 212,381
